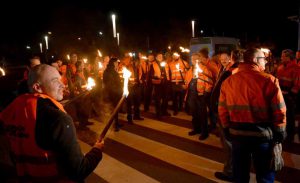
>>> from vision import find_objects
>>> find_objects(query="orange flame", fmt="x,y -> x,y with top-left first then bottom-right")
86,77 -> 96,91
122,67 -> 131,97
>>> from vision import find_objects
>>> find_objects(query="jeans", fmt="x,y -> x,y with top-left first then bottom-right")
232,138 -> 275,183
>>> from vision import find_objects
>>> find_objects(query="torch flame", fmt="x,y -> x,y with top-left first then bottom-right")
173,52 -> 180,57
98,62 -> 103,69
260,48 -> 270,54
184,48 -> 190,53
141,56 -> 148,60
160,61 -> 166,67
83,58 -> 88,63
67,54 -> 70,60
122,67 -> 131,97
0,67 -> 5,76
97,50 -> 102,57
86,77 -> 96,91
175,63 -> 180,71
194,61 -> 203,77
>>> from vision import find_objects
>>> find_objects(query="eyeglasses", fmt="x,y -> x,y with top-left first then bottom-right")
256,56 -> 266,60
256,56 -> 268,63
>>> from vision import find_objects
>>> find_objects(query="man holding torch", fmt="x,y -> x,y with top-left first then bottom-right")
167,52 -> 190,116
184,52 -> 213,140
0,64 -> 104,182
149,53 -> 170,119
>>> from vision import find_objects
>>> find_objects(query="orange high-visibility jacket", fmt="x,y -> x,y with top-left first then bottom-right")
151,61 -> 170,84
119,64 -> 142,84
201,59 -> 220,84
0,94 -> 74,182
167,59 -> 189,82
218,63 -> 286,134
185,64 -> 213,95
276,60 -> 300,94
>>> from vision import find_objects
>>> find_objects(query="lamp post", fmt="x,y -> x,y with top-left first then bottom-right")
44,36 -> 48,50
117,32 -> 120,46
39,43 -> 43,53
112,14 -> 117,38
191,20 -> 195,38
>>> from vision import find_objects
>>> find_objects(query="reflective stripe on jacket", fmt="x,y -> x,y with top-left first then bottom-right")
218,63 -> 286,135
0,94 -> 73,182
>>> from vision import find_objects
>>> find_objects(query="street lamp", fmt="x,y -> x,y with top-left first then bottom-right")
117,32 -> 120,46
44,36 -> 48,50
112,14 -> 117,38
191,20 -> 195,37
39,43 -> 43,53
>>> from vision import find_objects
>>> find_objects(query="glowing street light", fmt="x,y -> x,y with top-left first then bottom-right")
191,20 -> 195,37
117,32 -> 120,46
39,43 -> 43,53
112,14 -> 117,38
44,36 -> 48,50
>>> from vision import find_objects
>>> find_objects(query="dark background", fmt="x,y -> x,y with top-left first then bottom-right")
0,0 -> 299,64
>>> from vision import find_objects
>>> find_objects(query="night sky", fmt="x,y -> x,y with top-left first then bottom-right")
0,0 -> 299,62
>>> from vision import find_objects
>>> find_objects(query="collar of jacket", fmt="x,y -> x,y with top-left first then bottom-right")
238,62 -> 261,72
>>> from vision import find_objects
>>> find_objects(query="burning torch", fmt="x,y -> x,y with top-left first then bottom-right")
194,61 -> 213,84
63,77 -> 96,106
0,67 -> 5,76
175,63 -> 185,82
99,67 -> 131,140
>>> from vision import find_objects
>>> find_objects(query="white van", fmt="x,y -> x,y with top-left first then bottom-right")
190,37 -> 240,58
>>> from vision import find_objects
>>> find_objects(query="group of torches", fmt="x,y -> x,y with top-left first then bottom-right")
63,46 -> 271,140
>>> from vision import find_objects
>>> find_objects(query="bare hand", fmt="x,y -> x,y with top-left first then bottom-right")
93,139 -> 104,150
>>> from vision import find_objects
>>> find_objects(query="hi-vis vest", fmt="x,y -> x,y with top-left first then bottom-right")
167,60 -> 189,82
151,61 -> 169,84
185,64 -> 213,95
0,93 -> 74,182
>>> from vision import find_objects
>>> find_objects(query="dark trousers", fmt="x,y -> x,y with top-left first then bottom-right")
216,115 -> 233,177
187,93 -> 208,136
143,83 -> 153,111
284,95 -> 296,140
232,138 -> 275,183
126,84 -> 142,120
171,83 -> 184,113
153,83 -> 168,117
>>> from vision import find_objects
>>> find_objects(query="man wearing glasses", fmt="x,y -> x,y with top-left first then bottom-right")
219,48 -> 286,182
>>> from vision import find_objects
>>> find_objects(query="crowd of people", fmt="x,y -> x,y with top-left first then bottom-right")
1,46 -> 300,182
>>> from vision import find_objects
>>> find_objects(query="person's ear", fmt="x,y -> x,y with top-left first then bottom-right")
32,82 -> 43,93
253,57 -> 258,64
